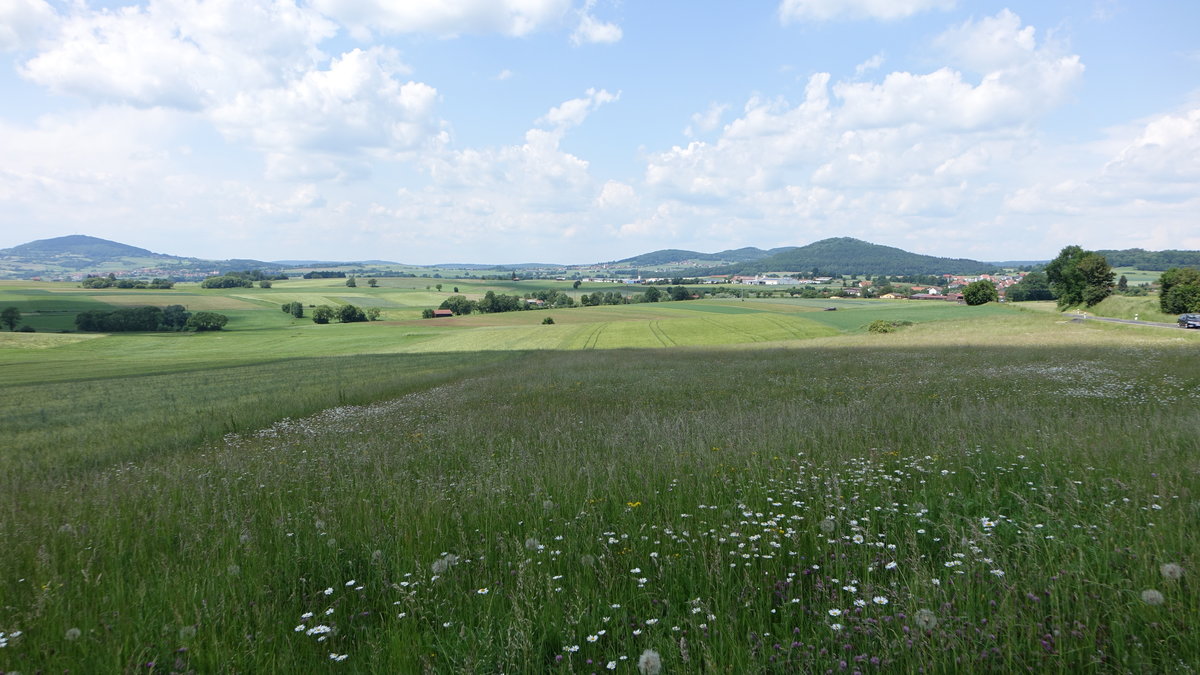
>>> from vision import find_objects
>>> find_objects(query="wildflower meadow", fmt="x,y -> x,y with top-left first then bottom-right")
1,317 -> 1198,672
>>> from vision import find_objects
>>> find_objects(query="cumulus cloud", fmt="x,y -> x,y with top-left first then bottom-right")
20,0 -> 335,109
0,0 -> 57,52
778,0 -> 955,23
537,88 -> 619,129
684,102 -> 729,137
367,89 -> 621,255
571,0 -> 622,45
834,13 -> 1083,131
854,53 -> 885,77
310,0 -> 571,38
430,127 -> 592,198
640,11 -> 1094,254
1105,108 -> 1200,182
210,47 -> 442,179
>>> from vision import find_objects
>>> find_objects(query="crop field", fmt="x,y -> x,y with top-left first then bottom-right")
1,280 -> 1198,672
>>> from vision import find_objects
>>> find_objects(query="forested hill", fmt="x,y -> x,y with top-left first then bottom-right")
0,235 -> 159,260
613,246 -> 797,267
716,237 -> 992,276
0,235 -> 282,279
1096,248 -> 1200,269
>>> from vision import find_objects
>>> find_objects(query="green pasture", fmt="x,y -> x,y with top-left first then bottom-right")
1112,267 -> 1163,284
1,320 -> 1197,672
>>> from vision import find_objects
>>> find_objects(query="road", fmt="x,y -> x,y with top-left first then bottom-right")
1070,314 -> 1184,329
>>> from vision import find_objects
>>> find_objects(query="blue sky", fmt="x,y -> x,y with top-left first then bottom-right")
1,0 -> 1198,264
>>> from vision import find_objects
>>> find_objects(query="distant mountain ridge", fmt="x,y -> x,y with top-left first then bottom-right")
611,246 -> 798,267
3,234 -> 1198,281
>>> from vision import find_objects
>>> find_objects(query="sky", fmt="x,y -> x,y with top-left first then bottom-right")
1,1 -> 1198,265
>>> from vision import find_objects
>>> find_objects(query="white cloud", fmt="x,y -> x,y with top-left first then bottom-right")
20,0 -> 335,109
571,0 -> 622,46
0,0 -> 56,52
854,53 -> 885,77
1105,108 -> 1200,182
209,47 -> 442,179
537,88 -> 618,129
778,0 -> 955,23
834,13 -> 1083,132
595,180 -> 636,209
1005,106 -> 1200,231
934,9 -> 1038,73
494,68 -> 514,80
684,102 -> 728,137
364,89 -> 621,255
310,0 -> 571,38
639,12 -> 1098,256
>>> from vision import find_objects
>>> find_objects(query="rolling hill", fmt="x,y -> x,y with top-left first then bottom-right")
611,246 -> 797,267
0,235 -> 281,280
718,237 -> 994,276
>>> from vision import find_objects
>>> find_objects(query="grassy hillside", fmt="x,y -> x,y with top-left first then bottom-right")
1,279 -> 1198,672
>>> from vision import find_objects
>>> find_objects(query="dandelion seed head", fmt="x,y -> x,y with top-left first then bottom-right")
64,628 -> 81,641
1160,563 -> 1184,581
637,648 -> 662,675
914,609 -> 938,630
1141,589 -> 1165,606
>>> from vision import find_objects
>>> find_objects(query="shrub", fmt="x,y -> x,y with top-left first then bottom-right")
867,319 -> 913,334
186,312 -> 229,331
542,317 -> 555,325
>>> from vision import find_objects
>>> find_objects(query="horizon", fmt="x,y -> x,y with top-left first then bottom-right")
2,2 -> 1198,264
4,233 -> 1071,268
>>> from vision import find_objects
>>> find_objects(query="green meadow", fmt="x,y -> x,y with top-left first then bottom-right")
1,279 -> 1198,672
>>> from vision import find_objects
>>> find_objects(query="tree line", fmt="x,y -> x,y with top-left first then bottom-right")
82,274 -> 174,289
305,304 -> 380,324
1003,245 -> 1200,313
200,270 -> 289,288
74,306 -> 229,332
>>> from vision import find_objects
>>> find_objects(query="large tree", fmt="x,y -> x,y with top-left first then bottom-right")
336,304 -> 367,323
312,305 -> 335,324
1,306 -> 21,331
1045,245 -> 1114,308
1158,267 -> 1200,314
1006,271 -> 1054,302
962,280 -> 999,306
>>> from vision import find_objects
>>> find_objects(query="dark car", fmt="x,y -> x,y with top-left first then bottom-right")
1179,313 -> 1200,329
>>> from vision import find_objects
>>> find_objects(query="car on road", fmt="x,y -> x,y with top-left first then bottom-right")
1179,313 -> 1200,329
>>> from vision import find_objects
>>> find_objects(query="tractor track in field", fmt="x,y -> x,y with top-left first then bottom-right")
649,320 -> 677,347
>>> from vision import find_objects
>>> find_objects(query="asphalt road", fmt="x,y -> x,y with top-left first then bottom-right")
1070,314 -> 1186,329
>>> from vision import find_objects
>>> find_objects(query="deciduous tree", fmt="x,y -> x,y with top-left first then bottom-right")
1045,246 -> 1114,308
186,312 -> 228,331
312,305 -> 335,324
962,280 -> 998,306
1158,267 -> 1200,313
1,306 -> 21,331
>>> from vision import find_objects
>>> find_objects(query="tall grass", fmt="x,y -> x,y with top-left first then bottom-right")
0,352 -> 515,482
1,338 -> 1197,672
